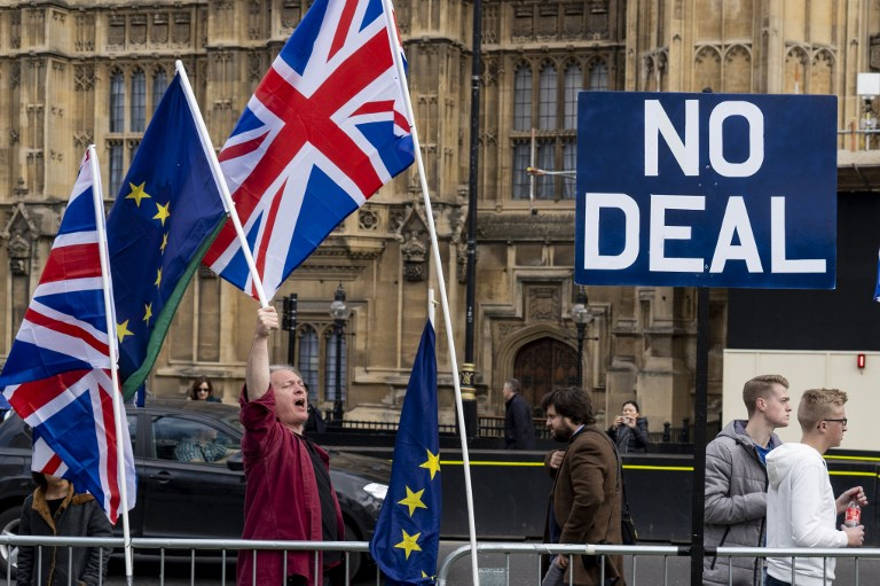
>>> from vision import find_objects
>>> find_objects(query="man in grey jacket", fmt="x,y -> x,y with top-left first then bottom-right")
703,374 -> 792,585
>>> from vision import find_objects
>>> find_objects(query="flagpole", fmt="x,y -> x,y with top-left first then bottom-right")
174,60 -> 271,308
87,144 -> 134,586
378,2 -> 481,583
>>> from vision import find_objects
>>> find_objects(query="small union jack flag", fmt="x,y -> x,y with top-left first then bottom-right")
0,149 -> 136,523
203,0 -> 415,299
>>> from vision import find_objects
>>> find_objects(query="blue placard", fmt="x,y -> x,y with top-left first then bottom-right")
575,92 -> 837,289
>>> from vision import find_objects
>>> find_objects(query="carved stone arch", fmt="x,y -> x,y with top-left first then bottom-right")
493,323 -> 585,407
723,44 -> 752,93
811,48 -> 835,95
586,56 -> 609,90
694,45 -> 722,92
538,57 -> 557,75
784,46 -> 809,93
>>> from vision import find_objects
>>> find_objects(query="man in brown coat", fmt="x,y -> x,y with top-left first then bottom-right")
542,387 -> 625,586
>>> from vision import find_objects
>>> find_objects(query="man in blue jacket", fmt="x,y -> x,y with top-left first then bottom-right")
503,378 -> 536,450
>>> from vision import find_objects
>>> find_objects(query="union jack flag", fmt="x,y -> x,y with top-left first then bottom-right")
0,149 -> 136,524
203,0 -> 415,299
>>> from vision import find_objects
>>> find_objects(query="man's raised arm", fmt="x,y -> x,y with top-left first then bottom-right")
245,306 -> 278,402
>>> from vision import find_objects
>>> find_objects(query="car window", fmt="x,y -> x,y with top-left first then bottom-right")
151,415 -> 239,465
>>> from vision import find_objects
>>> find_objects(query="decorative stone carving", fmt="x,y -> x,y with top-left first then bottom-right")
108,15 -> 126,46
13,177 -> 28,198
10,63 -> 20,88
358,209 -> 378,231
152,13 -> 169,43
282,1 -> 302,31
130,14 -> 147,45
173,12 -> 191,44
477,214 -> 574,242
73,131 -> 93,149
248,50 -> 265,82
528,286 -> 561,321
11,12 -> 21,49
9,129 -> 19,145
398,210 -> 429,282
74,64 -> 95,91
3,204 -> 38,276
871,34 -> 880,71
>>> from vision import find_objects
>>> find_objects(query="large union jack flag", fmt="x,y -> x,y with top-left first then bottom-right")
0,150 -> 136,523
203,0 -> 414,299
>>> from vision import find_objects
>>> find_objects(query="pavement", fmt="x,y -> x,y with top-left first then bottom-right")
100,541 -> 880,585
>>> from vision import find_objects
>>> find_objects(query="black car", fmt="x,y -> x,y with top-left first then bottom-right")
0,400 -> 389,577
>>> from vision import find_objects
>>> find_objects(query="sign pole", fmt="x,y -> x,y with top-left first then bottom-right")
690,286 -> 710,586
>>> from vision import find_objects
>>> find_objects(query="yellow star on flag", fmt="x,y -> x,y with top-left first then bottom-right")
419,449 -> 441,480
125,181 -> 151,207
142,303 -> 153,326
152,201 -> 171,226
116,320 -> 134,343
422,571 -> 429,578
154,267 -> 162,288
397,486 -> 428,517
160,233 -> 168,253
394,529 -> 422,560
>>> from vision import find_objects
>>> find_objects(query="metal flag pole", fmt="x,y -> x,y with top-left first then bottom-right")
87,144 -> 134,585
378,1 -> 481,583
174,60 -> 271,307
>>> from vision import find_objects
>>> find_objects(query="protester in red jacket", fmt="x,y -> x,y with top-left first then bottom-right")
237,306 -> 344,586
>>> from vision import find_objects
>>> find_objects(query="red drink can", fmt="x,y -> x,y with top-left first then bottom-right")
845,501 -> 862,527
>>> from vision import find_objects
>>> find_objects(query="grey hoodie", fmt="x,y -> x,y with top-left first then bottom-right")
702,420 -> 781,586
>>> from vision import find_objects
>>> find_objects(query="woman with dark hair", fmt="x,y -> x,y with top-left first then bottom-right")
16,473 -> 112,585
607,400 -> 650,454
189,377 -> 220,402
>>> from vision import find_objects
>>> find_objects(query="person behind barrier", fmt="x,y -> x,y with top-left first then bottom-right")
606,400 -> 649,454
541,387 -> 624,586
16,472 -> 112,586
303,382 -> 327,434
174,426 -> 228,463
503,378 -> 536,450
703,374 -> 791,586
237,306 -> 344,586
189,376 -> 221,402
765,388 -> 868,586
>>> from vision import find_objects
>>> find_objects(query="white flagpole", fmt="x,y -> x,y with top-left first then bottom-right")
87,144 -> 134,586
378,2 -> 481,583
174,60 -> 271,308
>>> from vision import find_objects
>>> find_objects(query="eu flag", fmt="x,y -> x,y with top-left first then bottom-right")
370,322 -> 441,584
107,72 -> 226,400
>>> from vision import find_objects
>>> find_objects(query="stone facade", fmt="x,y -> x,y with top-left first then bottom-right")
0,1 -> 878,429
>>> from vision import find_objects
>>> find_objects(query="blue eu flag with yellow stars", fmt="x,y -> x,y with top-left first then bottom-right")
370,321 -> 441,584
107,72 -> 226,401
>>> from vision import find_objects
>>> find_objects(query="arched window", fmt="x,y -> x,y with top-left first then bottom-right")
536,140 -> 555,198
324,328 -> 347,402
538,65 -> 558,130
563,64 -> 581,130
153,69 -> 168,114
512,142 -> 531,199
131,70 -> 146,132
513,66 -> 532,131
298,325 -> 319,401
110,72 -> 125,132
588,61 -> 609,90
108,141 -> 124,196
562,140 -> 577,199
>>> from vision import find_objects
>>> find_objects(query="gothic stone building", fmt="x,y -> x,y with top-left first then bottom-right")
1,0 -> 878,429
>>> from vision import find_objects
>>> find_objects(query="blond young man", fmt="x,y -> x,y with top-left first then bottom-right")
765,389 -> 868,586
703,374 -> 792,585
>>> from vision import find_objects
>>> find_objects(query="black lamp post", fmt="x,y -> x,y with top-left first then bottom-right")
571,289 -> 591,388
329,283 -> 350,423
282,293 -> 298,366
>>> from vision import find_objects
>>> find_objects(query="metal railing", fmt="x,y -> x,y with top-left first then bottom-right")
6,537 -> 880,586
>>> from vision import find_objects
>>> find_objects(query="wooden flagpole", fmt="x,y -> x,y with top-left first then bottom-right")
174,60 -> 271,308
87,144 -> 134,585
378,2 -> 481,583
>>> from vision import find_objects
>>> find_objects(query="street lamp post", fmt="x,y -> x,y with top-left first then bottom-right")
282,293 -> 298,366
329,283 -> 351,423
571,289 -> 591,388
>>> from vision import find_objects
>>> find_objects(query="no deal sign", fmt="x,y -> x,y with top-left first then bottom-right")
575,92 -> 837,289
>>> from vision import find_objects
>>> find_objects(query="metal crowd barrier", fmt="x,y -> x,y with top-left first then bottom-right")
5,537 -> 880,585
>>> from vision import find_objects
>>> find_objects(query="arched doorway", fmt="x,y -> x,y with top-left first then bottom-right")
513,337 -> 579,414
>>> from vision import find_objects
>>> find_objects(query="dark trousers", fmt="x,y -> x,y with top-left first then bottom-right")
764,574 -> 790,586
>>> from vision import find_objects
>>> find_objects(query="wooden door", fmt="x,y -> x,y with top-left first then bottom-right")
513,337 -> 579,414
